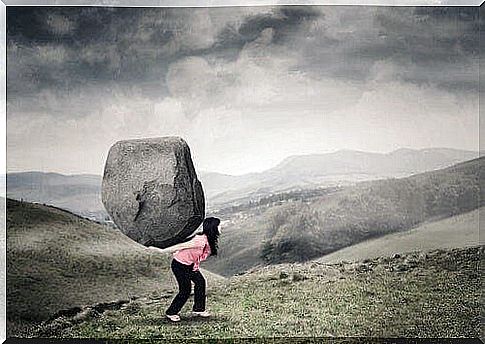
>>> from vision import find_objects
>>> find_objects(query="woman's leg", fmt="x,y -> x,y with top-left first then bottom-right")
166,260 -> 192,315
190,270 -> 206,312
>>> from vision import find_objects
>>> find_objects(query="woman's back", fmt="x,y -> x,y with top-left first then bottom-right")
173,234 -> 211,271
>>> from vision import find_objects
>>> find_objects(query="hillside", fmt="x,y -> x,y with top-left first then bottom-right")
262,157 -> 483,263
204,157 -> 483,276
316,207 -> 482,264
6,199 -> 224,337
34,246 -> 482,339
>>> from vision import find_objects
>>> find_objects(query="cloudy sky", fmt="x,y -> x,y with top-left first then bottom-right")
6,5 -> 481,175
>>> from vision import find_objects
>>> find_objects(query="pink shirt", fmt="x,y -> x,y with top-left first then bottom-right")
173,234 -> 211,271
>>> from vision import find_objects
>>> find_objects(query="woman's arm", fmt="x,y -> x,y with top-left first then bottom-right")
166,241 -> 199,252
146,243 -> 187,254
147,236 -> 204,253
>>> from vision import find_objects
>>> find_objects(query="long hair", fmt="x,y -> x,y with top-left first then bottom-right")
201,217 -> 220,256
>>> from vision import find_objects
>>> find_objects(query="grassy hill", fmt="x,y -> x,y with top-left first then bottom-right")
0,197 -> 5,342
7,198 -> 482,339
261,157 -> 482,264
6,199 -> 224,337
33,246 -> 482,339
204,157 -> 483,276
316,207 -> 482,264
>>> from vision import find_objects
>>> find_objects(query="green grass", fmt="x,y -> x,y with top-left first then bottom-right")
33,246 -> 482,339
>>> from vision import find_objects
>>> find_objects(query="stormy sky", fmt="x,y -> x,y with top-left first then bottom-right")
6,5 -> 481,175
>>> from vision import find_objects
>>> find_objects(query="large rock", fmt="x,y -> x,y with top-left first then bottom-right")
101,137 -> 205,248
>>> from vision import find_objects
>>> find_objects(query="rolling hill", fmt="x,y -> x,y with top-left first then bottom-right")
6,188 -> 482,339
6,199 -> 224,336
316,206 -> 482,264
203,156 -> 483,276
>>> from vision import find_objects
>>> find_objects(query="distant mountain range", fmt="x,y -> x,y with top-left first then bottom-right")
6,147 -> 481,220
201,147 -> 481,208
6,172 -> 105,221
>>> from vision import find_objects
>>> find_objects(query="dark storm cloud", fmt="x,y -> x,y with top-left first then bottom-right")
7,5 -> 480,118
375,7 -> 480,90
215,6 -> 321,51
291,6 -> 479,91
7,6 -> 324,116
7,7 -> 177,107
6,5 -> 480,176
371,7 -> 479,62
7,8 -> 220,98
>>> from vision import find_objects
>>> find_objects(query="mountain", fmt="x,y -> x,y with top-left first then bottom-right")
201,147 -> 480,208
272,147 -> 480,176
7,148 -> 480,217
6,172 -> 107,221
6,198 -> 224,336
32,246 -> 482,339
203,156 -> 483,276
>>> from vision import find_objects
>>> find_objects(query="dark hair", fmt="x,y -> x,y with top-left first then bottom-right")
202,217 -> 220,256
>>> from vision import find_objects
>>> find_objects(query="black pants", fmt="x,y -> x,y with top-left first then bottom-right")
166,259 -> 206,315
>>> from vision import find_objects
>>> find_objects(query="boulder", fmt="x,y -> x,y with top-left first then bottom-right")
101,137 -> 205,248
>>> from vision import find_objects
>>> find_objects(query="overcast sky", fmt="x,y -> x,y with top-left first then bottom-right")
6,6 -> 481,175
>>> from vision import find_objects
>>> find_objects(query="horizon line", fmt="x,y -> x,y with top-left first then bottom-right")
5,146 -> 482,178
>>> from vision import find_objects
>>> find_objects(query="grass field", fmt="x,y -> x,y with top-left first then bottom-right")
33,246 -> 482,340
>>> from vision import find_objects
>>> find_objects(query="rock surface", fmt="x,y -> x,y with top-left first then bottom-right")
101,137 -> 205,248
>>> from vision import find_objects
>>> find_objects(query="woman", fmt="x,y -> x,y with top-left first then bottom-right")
150,217 -> 221,322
